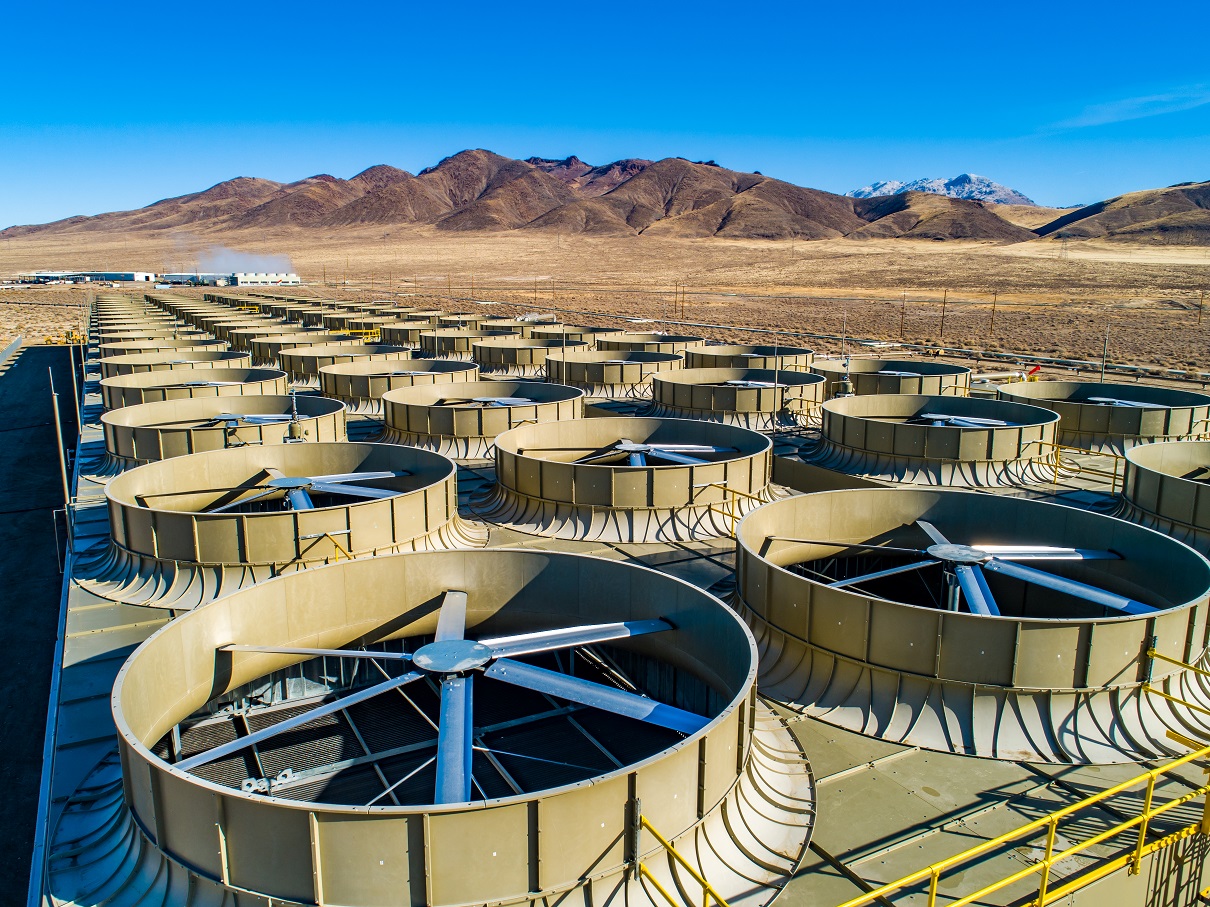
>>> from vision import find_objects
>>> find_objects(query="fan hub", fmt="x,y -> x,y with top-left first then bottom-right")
267,476 -> 313,490
926,543 -> 988,565
412,640 -> 493,674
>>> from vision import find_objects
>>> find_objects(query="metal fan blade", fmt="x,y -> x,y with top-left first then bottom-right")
642,444 -> 736,453
877,370 -> 920,377
206,487 -> 283,513
982,559 -> 1155,615
175,670 -> 424,771
308,471 -> 406,484
221,644 -> 412,661
644,449 -> 712,466
826,560 -> 936,589
285,487 -> 315,510
916,520 -> 951,546
435,590 -> 468,642
628,452 -> 647,466
918,414 -> 1009,427
215,413 -> 294,424
954,564 -> 999,616
484,659 -> 709,735
308,481 -> 398,499
480,619 -> 674,658
434,675 -> 473,804
1086,396 -> 1156,408
573,441 -> 629,465
474,396 -> 535,406
974,546 -> 1119,561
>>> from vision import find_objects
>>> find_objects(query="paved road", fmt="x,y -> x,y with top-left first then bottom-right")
0,345 -> 79,896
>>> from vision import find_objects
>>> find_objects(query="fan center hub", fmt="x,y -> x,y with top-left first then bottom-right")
926,543 -> 988,565
412,640 -> 493,674
267,476 -> 313,490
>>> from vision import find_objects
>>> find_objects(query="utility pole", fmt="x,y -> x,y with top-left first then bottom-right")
939,289 -> 948,340
900,292 -> 906,339
1099,323 -> 1111,382
1199,290 -> 1205,326
990,291 -> 997,335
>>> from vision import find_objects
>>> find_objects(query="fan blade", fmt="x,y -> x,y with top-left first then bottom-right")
221,644 -> 412,661
973,546 -> 1119,561
480,619 -> 673,658
308,471 -> 406,484
285,487 -> 315,511
206,487 -> 283,513
916,520 -> 951,546
982,559 -> 1155,615
628,451 -> 647,466
918,414 -> 1009,427
573,441 -> 627,465
435,590 -> 468,642
643,449 -> 712,466
954,564 -> 1000,616
484,659 -> 709,735
434,675 -> 474,804
1087,396 -> 1157,408
644,444 -> 736,453
473,396 -> 535,406
826,560 -> 936,589
175,670 -> 424,771
308,481 -> 398,499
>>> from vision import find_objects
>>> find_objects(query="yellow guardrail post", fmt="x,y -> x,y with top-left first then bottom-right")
1036,816 -> 1058,903
639,815 -> 732,907
1131,774 -> 1157,874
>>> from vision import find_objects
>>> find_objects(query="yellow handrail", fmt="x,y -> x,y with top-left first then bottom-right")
638,815 -> 732,907
832,745 -> 1210,907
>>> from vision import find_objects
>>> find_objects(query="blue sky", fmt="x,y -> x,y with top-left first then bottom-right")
3,0 -> 1208,226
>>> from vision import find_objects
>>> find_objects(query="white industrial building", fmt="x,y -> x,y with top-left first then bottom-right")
234,272 -> 301,286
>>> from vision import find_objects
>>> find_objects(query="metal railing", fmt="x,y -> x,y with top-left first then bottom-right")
694,482 -> 765,536
1142,643 -> 1210,720
832,743 -> 1210,907
638,815 -> 732,907
1019,439 -> 1128,493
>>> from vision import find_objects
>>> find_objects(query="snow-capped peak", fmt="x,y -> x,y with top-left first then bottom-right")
847,174 -> 1036,206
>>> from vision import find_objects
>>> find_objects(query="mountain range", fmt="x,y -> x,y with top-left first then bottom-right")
846,174 -> 1036,206
4,150 -> 1207,246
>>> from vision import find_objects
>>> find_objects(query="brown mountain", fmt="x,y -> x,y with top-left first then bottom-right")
1036,182 -> 1210,245
848,193 -> 1038,242
4,150 -> 1205,245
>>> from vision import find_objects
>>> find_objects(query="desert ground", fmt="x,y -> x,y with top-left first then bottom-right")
2,228 -> 1208,371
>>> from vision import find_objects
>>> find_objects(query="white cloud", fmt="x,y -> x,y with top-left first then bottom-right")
1058,85 -> 1210,128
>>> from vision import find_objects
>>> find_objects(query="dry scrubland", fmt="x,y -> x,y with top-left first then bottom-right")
2,228 -> 1209,369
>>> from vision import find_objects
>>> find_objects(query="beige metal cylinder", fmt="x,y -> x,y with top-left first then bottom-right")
110,549 -> 780,907
733,488 -> 1210,762
99,339 -> 228,359
381,380 -> 584,458
479,417 -> 774,541
99,395 -> 347,468
100,368 -> 289,410
597,333 -> 707,354
227,325 -> 313,353
544,350 -> 683,398
810,394 -> 1061,486
250,333 -> 360,367
811,358 -> 972,398
1120,440 -> 1210,554
997,381 -> 1210,453
530,324 -> 628,347
685,344 -> 815,370
471,337 -> 589,377
319,359 -> 480,414
99,351 -> 253,380
420,329 -> 519,359
277,343 -> 414,383
647,368 -> 826,429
